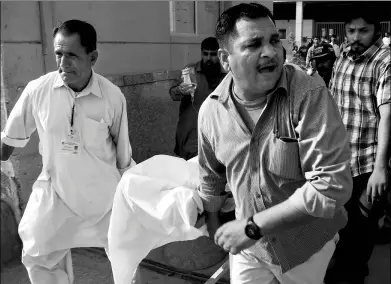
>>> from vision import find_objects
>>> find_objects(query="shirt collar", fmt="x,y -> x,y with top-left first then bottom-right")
343,37 -> 384,61
53,70 -> 102,98
212,66 -> 288,104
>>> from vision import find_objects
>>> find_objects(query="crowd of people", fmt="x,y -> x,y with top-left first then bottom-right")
0,2 -> 389,284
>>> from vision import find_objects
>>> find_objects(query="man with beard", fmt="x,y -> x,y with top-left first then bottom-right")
327,6 -> 390,284
308,42 -> 337,86
169,37 -> 226,160
198,3 -> 352,283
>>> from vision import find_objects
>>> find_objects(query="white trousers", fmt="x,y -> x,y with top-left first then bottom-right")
230,234 -> 339,284
19,180 -> 113,284
22,249 -> 75,284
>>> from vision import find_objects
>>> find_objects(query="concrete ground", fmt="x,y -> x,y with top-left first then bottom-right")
1,243 -> 389,284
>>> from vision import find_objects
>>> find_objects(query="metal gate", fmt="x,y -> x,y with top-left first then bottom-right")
381,21 -> 390,36
315,22 -> 345,45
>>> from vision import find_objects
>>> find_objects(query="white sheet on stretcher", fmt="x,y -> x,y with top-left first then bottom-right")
108,155 -> 209,284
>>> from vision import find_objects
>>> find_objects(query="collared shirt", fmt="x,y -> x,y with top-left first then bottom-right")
1,70 -> 134,223
197,64 -> 352,272
170,61 -> 226,160
329,38 -> 391,177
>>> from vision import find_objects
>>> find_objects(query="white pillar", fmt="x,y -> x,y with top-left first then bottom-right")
295,1 -> 303,47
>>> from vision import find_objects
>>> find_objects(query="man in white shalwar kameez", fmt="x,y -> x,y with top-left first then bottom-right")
0,19 -> 135,284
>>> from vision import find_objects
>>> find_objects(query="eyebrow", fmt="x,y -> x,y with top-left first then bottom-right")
55,50 -> 77,57
243,33 -> 280,45
243,36 -> 264,46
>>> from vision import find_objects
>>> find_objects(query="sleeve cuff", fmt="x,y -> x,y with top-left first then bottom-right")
118,158 -> 137,176
197,189 -> 228,212
289,182 -> 337,218
1,132 -> 30,148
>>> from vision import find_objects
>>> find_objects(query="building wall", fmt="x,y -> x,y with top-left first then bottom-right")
275,19 -> 315,40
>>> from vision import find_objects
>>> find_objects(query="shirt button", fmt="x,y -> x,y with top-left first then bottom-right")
256,193 -> 261,199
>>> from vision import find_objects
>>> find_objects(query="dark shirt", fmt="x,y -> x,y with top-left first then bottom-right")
170,61 -> 226,159
298,45 -> 309,61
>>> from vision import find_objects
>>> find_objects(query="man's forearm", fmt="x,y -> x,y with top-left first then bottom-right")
253,198 -> 317,236
375,105 -> 391,170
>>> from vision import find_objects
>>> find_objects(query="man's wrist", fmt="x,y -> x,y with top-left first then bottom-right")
170,85 -> 182,95
245,215 -> 263,240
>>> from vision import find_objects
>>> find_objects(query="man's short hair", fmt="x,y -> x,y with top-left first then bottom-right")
344,3 -> 381,33
215,2 -> 275,50
201,37 -> 219,51
53,19 -> 97,53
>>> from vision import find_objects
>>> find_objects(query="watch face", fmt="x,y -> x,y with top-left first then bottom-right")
248,226 -> 256,237
246,223 -> 260,240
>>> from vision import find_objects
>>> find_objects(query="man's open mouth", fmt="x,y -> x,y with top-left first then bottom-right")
257,65 -> 277,73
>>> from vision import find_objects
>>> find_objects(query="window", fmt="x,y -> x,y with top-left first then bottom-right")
170,1 -> 223,37
278,29 -> 287,40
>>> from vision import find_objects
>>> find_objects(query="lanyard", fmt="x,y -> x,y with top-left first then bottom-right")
70,103 -> 75,128
69,102 -> 76,135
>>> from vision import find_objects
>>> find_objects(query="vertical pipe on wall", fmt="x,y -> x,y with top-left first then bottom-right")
38,1 -> 47,74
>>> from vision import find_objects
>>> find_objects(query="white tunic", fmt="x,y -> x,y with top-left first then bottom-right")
1,70 -> 134,255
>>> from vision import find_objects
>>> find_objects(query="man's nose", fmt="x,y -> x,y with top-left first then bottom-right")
261,43 -> 276,58
59,55 -> 71,68
352,32 -> 360,42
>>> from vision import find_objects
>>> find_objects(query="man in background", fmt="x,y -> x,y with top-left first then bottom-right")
308,42 -> 337,86
298,37 -> 309,61
327,7 -> 390,284
330,35 -> 341,57
169,37 -> 226,160
306,36 -> 321,67
290,37 -> 309,70
340,36 -> 349,52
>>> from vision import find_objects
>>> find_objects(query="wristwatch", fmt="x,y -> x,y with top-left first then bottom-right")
245,216 -> 263,240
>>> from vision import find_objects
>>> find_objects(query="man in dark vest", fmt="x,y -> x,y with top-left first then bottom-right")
169,37 -> 226,160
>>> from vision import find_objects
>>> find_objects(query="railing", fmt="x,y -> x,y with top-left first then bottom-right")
315,22 -> 345,45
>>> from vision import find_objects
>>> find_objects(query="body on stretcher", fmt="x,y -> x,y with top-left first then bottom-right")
108,155 -> 235,284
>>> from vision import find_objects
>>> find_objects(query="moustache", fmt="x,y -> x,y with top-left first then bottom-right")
257,60 -> 279,72
350,42 -> 364,48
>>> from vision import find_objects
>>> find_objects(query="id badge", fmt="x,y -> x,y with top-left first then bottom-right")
60,129 -> 81,155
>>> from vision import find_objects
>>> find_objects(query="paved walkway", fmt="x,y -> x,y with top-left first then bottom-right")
1,243 -> 389,284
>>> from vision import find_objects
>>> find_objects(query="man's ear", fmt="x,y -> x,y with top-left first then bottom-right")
90,50 -> 99,66
218,48 -> 230,72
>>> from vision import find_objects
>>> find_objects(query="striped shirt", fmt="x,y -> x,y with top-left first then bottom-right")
197,64 -> 352,272
329,38 -> 391,177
